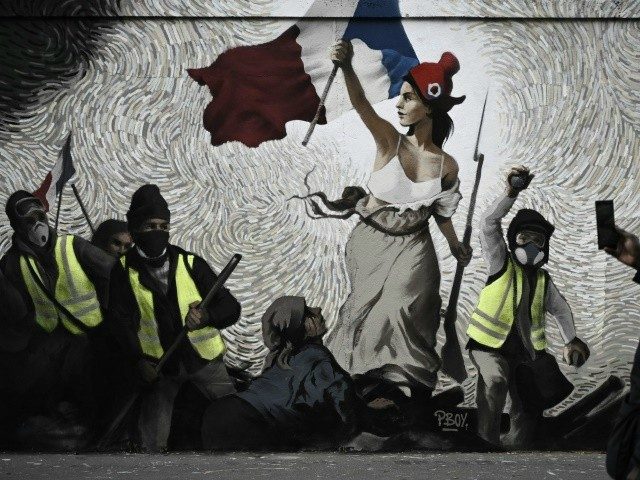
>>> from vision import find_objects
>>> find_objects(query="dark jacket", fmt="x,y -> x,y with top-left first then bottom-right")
234,343 -> 359,442
107,244 -> 241,375
606,271 -> 640,479
0,232 -> 115,352
607,340 -> 640,479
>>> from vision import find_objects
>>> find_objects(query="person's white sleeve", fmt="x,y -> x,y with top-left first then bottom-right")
479,193 -> 516,277
545,275 -> 577,344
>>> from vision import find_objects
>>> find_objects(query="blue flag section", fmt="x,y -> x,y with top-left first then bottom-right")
343,0 -> 419,97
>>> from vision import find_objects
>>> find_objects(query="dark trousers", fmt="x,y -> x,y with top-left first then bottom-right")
469,348 -> 539,446
137,358 -> 235,451
0,328 -> 96,449
0,329 -> 94,416
201,395 -> 272,450
170,386 -> 271,451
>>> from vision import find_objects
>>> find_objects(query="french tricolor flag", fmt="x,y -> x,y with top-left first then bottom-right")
33,133 -> 76,212
188,0 -> 418,147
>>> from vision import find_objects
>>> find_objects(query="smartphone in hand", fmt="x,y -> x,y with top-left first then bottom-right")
595,200 -> 619,249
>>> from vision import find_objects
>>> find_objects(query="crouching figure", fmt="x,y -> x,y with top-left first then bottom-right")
170,296 -> 361,450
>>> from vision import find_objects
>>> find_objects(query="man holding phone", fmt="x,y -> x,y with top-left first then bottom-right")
602,226 -> 640,280
603,224 -> 640,479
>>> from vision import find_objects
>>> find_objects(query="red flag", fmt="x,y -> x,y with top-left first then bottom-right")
187,26 -> 326,148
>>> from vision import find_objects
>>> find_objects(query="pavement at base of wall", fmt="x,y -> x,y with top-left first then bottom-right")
0,452 -> 608,480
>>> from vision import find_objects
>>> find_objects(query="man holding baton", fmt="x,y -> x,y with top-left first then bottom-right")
108,184 -> 241,452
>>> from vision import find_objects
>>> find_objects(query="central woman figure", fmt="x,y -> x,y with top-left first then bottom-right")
320,40 -> 472,410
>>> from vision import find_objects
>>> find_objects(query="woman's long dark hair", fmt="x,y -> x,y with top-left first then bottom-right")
429,106 -> 454,148
407,105 -> 453,148
289,168 -> 432,237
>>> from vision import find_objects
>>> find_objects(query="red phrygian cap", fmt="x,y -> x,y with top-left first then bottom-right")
406,52 -> 466,111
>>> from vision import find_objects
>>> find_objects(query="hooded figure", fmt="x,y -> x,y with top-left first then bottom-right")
0,190 -> 116,450
6,191 -> 52,251
91,219 -> 131,257
466,166 -> 590,448
126,184 -> 171,260
261,295 -> 307,370
507,209 -> 555,269
106,183 -> 240,452
170,296 -> 360,451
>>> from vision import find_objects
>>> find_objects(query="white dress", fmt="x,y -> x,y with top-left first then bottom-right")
325,135 -> 461,393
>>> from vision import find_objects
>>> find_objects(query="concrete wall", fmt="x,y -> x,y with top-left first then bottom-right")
1,0 -> 638,421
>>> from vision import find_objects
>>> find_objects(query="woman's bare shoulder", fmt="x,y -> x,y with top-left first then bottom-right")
441,152 -> 459,177
440,152 -> 459,190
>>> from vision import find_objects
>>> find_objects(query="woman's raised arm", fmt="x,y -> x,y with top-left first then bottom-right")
331,40 -> 398,154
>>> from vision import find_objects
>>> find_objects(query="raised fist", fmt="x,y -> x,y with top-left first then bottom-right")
506,165 -> 534,197
330,39 -> 353,68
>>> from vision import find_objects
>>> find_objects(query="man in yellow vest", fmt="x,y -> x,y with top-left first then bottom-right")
0,190 -> 117,447
108,184 -> 241,452
466,166 -> 590,447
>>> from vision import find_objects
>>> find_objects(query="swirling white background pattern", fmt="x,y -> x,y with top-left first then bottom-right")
0,1 -> 639,415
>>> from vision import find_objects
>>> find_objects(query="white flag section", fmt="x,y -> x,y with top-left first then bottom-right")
187,0 -> 420,147
296,0 -> 419,121
287,17 -> 498,187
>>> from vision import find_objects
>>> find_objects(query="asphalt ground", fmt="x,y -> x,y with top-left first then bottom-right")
0,452 -> 609,480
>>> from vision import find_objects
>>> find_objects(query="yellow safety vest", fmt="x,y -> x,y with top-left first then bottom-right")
467,257 -> 548,350
123,253 -> 226,361
19,235 -> 103,335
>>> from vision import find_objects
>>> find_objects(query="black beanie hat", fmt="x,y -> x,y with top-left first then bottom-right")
126,184 -> 170,231
507,208 -> 555,255
5,190 -> 41,230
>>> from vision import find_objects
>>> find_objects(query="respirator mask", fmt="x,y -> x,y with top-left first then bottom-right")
15,197 -> 50,248
513,230 -> 546,268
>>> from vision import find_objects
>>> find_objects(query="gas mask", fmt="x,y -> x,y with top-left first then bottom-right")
513,230 -> 546,268
27,220 -> 50,247
14,197 -> 50,248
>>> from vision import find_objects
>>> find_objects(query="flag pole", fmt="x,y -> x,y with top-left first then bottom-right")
54,186 -> 64,233
302,64 -> 339,147
71,183 -> 95,235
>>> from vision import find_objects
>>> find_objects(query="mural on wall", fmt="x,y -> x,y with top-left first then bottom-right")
0,0 -> 639,454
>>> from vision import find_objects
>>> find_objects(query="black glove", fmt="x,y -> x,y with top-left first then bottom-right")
136,358 -> 159,384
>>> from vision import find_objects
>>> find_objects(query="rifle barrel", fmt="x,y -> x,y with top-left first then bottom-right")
473,92 -> 489,162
